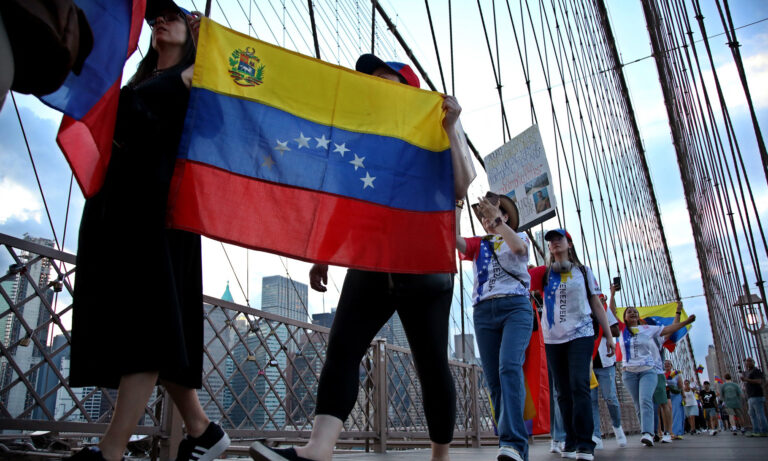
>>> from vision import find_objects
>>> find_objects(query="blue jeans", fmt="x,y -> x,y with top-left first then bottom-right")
670,393 -> 684,435
549,364 -> 566,442
748,396 -> 768,433
546,336 -> 595,453
590,365 -> 622,437
474,295 -> 533,459
623,368 -> 658,434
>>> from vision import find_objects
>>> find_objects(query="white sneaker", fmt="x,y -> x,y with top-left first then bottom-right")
662,432 -> 672,443
613,426 -> 627,448
497,446 -> 523,461
641,432 -> 654,447
591,435 -> 603,450
561,451 -> 578,459
550,440 -> 562,454
575,451 -> 594,461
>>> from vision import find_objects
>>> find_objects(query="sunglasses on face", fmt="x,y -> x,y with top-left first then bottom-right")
148,13 -> 183,28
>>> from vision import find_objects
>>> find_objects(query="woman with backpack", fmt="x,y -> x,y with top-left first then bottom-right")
529,229 -> 615,461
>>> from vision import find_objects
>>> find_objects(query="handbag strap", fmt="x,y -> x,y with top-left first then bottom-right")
487,241 -> 526,289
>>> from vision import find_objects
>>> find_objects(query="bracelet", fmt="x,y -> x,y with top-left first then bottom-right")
455,199 -> 465,209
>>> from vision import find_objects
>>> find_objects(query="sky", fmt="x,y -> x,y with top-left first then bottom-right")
1,0 -> 767,378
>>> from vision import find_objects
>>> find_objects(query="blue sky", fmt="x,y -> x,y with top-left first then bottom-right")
1,0 -> 766,374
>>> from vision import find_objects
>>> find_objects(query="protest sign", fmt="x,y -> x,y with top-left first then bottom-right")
484,125 -> 557,232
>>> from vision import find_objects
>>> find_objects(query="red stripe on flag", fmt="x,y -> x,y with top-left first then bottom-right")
128,1 -> 147,56
56,81 -> 120,197
167,160 -> 457,273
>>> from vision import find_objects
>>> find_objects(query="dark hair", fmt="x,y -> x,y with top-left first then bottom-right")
128,15 -> 196,87
724,373 -> 731,380
703,381 -> 710,385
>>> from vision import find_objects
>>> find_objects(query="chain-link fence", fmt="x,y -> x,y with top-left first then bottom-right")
0,232 -> 648,459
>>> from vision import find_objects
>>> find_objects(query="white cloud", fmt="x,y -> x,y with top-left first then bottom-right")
658,199 -> 695,248
700,51 -> 768,113
0,176 -> 42,224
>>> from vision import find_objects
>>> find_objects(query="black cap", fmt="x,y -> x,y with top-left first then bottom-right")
145,0 -> 187,21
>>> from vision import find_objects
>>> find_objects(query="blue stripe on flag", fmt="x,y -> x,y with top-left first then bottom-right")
41,0 -> 133,118
178,88 -> 454,212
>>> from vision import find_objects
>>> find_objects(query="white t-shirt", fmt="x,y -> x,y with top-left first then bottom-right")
620,324 -> 664,372
460,233 -> 531,304
594,306 -> 619,368
541,265 -> 601,344
683,390 -> 697,407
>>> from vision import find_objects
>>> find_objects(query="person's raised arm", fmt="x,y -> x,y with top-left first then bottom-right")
660,313 -> 696,337
477,198 -> 527,255
442,95 -> 474,200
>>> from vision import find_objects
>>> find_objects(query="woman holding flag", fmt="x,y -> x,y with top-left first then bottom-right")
619,306 -> 695,447
68,2 -> 229,461
250,53 -> 474,461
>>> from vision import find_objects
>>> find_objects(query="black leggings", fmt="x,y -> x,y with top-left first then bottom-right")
315,269 -> 457,443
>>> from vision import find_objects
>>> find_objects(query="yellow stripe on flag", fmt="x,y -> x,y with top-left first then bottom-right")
616,301 -> 690,331
193,18 -> 450,152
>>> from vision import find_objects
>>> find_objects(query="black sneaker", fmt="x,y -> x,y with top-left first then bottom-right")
175,422 -> 230,461
66,447 -> 121,461
249,441 -> 316,461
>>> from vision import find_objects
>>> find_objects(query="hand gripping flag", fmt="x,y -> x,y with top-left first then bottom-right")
167,18 -> 456,273
41,0 -> 146,198
616,302 -> 692,353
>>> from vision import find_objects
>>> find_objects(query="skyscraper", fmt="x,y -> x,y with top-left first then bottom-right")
236,276 -> 309,429
198,283 -> 235,424
1,234 -> 55,418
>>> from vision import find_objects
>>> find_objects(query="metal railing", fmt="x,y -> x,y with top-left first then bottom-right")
0,232 -> 643,459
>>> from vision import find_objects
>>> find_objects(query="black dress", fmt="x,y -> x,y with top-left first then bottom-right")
69,67 -> 203,389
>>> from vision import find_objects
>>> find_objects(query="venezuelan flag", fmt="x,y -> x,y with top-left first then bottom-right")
42,0 -> 146,197
616,302 -> 692,353
167,18 -> 455,273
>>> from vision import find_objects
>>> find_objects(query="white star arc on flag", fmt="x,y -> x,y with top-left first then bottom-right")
350,154 -> 365,171
294,132 -> 311,149
315,134 -> 330,149
361,172 -> 376,189
274,140 -> 291,155
333,142 -> 350,157
261,155 -> 276,169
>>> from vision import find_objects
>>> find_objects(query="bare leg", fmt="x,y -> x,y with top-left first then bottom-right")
162,380 -> 211,438
430,441 -> 450,461
99,372 -> 159,461
294,414 -> 343,461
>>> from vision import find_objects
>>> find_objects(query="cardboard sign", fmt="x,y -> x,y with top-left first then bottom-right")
484,125 -> 557,232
